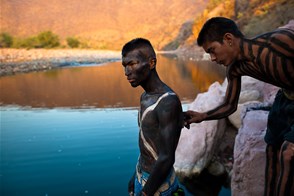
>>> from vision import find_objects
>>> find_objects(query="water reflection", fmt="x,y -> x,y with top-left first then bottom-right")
0,54 -> 225,108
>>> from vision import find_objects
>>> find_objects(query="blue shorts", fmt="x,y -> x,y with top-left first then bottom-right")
134,166 -> 180,196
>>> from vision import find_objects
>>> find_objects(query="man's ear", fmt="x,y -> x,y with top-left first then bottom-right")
223,33 -> 234,46
149,58 -> 156,69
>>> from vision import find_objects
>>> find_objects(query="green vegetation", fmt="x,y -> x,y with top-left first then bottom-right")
36,31 -> 60,48
0,31 -> 90,49
0,31 -> 60,49
66,37 -> 80,48
0,32 -> 13,47
13,37 -> 38,48
1,31 -> 61,49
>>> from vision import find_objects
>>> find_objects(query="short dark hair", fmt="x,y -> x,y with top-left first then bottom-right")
197,17 -> 244,46
121,38 -> 156,59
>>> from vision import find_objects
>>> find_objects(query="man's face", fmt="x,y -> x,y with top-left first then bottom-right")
122,50 -> 151,88
203,40 -> 235,67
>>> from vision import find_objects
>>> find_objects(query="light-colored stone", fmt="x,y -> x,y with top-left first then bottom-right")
228,77 -> 278,128
228,101 -> 261,129
175,82 -> 227,178
174,72 -> 279,194
238,90 -> 261,104
231,106 -> 268,196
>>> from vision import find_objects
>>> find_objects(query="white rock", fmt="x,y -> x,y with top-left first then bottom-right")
175,82 -> 227,178
238,90 -> 261,104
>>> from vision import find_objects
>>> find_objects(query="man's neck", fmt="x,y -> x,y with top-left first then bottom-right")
142,73 -> 166,95
238,38 -> 256,62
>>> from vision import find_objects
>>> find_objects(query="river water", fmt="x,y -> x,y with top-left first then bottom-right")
0,54 -> 230,195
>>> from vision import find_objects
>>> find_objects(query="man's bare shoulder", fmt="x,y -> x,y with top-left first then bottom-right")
155,92 -> 182,112
160,92 -> 181,106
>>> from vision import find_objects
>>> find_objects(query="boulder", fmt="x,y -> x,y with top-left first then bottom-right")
175,82 -> 227,179
231,105 -> 269,196
175,75 -> 279,195
228,77 -> 279,129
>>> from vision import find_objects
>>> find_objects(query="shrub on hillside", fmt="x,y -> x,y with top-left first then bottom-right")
66,37 -> 80,48
13,37 -> 39,49
36,31 -> 60,48
12,31 -> 60,49
0,32 -> 13,48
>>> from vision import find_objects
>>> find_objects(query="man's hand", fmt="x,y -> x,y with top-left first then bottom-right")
183,110 -> 205,127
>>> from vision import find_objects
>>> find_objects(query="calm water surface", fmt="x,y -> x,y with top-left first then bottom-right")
0,54 -> 225,108
0,54 -> 230,195
1,107 -> 139,195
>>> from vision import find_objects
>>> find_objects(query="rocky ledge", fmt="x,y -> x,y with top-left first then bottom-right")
0,49 -> 121,76
175,76 -> 279,195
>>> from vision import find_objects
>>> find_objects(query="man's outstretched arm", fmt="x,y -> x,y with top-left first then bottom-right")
184,75 -> 241,125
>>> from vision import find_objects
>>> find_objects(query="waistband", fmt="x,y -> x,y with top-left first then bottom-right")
136,163 -> 176,195
282,89 -> 294,100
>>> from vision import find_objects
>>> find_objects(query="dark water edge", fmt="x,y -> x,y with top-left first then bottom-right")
0,106 -> 231,196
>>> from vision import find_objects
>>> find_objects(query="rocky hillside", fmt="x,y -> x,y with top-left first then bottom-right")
185,0 -> 294,47
235,0 -> 294,37
1,0 -> 208,50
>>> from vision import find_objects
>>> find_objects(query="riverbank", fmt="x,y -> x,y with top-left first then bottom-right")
0,47 -> 206,77
0,49 -> 122,76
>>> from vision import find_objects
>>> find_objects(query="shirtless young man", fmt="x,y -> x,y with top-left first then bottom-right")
122,38 -> 184,196
184,17 -> 294,196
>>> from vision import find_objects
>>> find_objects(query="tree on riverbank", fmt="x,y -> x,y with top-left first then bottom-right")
0,31 -> 60,49
0,32 -> 86,49
36,31 -> 60,48
0,33 -> 13,48
66,37 -> 80,48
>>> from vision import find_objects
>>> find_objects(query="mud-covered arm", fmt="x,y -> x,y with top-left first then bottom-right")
141,95 -> 182,195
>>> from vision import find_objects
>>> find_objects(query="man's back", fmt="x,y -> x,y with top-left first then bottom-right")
230,27 -> 294,90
